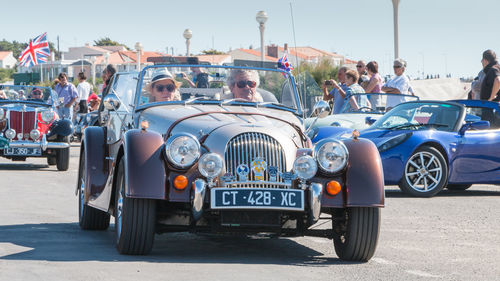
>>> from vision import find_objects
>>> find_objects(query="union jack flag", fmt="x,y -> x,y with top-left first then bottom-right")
277,54 -> 293,77
18,32 -> 51,67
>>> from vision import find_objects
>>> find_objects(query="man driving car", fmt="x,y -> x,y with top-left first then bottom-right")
227,69 -> 263,102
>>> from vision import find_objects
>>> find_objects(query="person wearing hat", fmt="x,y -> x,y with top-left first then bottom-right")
147,68 -> 182,102
28,88 -> 44,101
382,58 -> 414,108
88,93 -> 101,112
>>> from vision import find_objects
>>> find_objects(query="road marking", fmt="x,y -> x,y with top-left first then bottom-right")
0,243 -> 34,258
372,257 -> 398,265
406,270 -> 440,278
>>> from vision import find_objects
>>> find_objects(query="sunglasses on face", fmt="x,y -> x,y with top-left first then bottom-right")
393,65 -> 402,68
236,80 -> 257,88
356,65 -> 363,68
155,84 -> 176,92
32,92 -> 42,95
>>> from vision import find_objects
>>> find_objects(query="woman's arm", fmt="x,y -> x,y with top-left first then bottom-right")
364,76 -> 379,93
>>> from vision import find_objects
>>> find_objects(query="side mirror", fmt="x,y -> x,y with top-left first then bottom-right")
459,120 -> 490,135
365,116 -> 377,125
103,93 -> 121,111
310,100 -> 330,118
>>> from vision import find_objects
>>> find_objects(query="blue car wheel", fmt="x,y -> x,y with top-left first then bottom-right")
399,146 -> 448,197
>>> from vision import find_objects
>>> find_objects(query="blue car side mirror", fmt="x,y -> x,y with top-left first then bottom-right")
365,116 -> 377,125
459,120 -> 490,135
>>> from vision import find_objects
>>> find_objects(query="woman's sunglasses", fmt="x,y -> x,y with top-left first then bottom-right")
155,84 -> 176,92
236,80 -> 257,88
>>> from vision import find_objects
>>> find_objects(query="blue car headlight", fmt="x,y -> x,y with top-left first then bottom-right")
377,133 -> 412,152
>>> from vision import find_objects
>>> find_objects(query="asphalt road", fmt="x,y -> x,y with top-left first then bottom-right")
1,145 -> 499,281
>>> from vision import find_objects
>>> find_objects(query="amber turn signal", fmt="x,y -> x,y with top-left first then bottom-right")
326,181 -> 341,196
174,175 -> 188,190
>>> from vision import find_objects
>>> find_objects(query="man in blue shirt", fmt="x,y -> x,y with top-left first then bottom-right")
54,72 -> 78,121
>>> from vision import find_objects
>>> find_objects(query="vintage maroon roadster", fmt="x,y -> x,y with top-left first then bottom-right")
77,63 -> 384,261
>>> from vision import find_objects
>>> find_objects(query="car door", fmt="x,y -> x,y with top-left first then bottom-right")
450,127 -> 500,183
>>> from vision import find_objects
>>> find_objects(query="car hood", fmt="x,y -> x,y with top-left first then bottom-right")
360,129 -> 413,146
306,113 -> 381,130
139,104 -> 305,151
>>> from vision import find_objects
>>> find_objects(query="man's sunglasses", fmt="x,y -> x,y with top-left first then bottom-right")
236,80 -> 257,88
32,92 -> 42,95
393,65 -> 402,68
356,65 -> 363,68
155,84 -> 176,92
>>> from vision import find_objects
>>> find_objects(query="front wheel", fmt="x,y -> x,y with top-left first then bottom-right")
399,146 -> 448,197
56,136 -> 70,171
332,207 -> 381,262
115,160 -> 156,255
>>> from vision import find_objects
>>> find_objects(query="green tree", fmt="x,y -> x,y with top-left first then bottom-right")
200,49 -> 226,55
292,58 -> 338,86
94,37 -> 129,50
0,69 -> 15,83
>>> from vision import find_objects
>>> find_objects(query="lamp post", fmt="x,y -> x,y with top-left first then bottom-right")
391,0 -> 400,59
135,42 -> 143,71
256,10 -> 268,64
183,29 -> 192,56
90,56 -> 96,87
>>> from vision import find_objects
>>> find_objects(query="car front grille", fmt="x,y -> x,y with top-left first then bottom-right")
225,132 -> 286,188
9,111 -> 36,140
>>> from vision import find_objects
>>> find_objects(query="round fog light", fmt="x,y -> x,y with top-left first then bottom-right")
30,129 -> 41,140
293,155 -> 317,180
5,128 -> 16,140
198,153 -> 223,178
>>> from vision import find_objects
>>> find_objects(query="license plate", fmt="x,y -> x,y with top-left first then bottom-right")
211,188 -> 304,211
4,147 -> 42,156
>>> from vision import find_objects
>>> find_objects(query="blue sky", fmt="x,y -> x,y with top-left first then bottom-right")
2,0 -> 499,78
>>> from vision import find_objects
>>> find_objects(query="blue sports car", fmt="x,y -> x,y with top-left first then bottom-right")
312,99 -> 500,197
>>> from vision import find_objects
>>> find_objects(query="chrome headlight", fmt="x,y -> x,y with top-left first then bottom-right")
41,110 -> 55,123
0,108 -> 4,120
5,128 -> 16,140
165,133 -> 201,169
198,153 -> 224,178
314,139 -> 348,173
30,129 -> 40,140
377,133 -> 412,152
293,155 -> 317,180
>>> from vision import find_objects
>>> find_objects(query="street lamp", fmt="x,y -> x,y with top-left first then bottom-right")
391,0 -> 400,59
90,56 -> 96,87
183,29 -> 192,56
256,10 -> 268,64
135,42 -> 143,71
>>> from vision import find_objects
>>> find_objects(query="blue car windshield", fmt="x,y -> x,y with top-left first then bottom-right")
371,102 -> 462,132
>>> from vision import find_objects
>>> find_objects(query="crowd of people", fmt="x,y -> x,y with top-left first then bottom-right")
321,49 -> 500,113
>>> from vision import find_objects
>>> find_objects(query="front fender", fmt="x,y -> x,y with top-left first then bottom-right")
48,119 -> 73,138
82,126 -> 108,199
123,129 -> 167,199
344,138 -> 385,207
312,126 -> 353,143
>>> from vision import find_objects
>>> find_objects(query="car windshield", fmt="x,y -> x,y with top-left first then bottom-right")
0,85 -> 55,105
339,93 -> 419,114
137,65 -> 300,112
371,102 -> 462,132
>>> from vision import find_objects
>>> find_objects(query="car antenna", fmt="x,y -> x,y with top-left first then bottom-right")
289,2 -> 304,120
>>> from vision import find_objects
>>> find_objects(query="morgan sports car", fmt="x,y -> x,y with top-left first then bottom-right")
312,99 -> 500,197
0,85 -> 72,170
76,61 -> 385,261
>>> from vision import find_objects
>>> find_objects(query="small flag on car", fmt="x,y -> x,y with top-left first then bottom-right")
277,54 -> 293,76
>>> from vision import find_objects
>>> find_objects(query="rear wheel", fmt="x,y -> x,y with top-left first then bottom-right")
78,149 -> 110,230
115,160 -> 156,255
446,184 -> 472,191
56,136 -> 70,171
332,207 -> 381,262
399,146 -> 448,197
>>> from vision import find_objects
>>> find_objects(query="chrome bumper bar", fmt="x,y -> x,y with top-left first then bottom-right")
6,135 -> 69,151
309,183 -> 323,225
192,179 -> 207,221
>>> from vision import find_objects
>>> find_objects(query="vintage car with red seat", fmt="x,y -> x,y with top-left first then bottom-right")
76,61 -> 385,261
0,85 -> 72,170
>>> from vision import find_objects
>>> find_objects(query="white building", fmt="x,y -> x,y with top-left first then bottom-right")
0,51 -> 17,69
